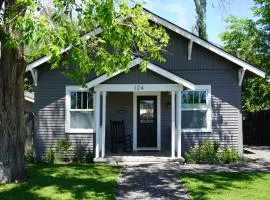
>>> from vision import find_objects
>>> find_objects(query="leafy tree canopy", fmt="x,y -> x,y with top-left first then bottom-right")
1,0 -> 169,84
220,0 -> 270,112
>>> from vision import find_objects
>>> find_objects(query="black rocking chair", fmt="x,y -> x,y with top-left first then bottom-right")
110,120 -> 132,153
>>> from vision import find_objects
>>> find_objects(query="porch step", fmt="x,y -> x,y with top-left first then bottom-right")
94,156 -> 184,165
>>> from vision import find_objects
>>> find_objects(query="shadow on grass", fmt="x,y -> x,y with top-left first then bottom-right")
180,172 -> 270,200
0,164 -> 120,200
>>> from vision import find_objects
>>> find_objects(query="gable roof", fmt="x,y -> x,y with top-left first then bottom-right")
85,57 -> 196,90
25,8 -> 265,78
143,9 -> 265,78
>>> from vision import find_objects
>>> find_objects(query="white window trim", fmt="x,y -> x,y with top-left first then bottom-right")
65,86 -> 94,133
181,85 -> 212,133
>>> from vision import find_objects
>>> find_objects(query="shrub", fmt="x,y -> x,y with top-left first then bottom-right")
184,140 -> 219,164
184,146 -> 200,164
184,140 -> 241,165
219,148 -> 241,164
72,142 -> 87,163
85,151 -> 94,164
199,140 -> 219,164
25,149 -> 35,163
55,139 -> 72,162
46,148 -> 55,164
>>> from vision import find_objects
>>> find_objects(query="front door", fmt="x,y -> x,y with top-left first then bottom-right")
137,96 -> 157,148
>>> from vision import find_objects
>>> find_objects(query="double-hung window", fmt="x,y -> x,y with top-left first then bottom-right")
66,87 -> 94,133
181,85 -> 212,132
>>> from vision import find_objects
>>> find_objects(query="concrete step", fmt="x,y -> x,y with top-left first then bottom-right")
94,156 -> 184,165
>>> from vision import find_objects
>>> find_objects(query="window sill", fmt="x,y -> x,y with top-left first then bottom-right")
181,128 -> 212,133
65,128 -> 94,133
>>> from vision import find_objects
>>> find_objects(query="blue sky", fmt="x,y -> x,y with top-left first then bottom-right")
143,0 -> 255,45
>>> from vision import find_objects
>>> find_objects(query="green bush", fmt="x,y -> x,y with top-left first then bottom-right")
55,139 -> 72,162
46,148 -> 55,164
25,149 -> 35,163
72,143 -> 87,163
198,140 -> 219,164
184,140 -> 241,165
219,148 -> 241,164
85,151 -> 94,164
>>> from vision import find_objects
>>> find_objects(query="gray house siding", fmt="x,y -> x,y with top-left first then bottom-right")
35,28 -> 242,157
35,67 -> 96,157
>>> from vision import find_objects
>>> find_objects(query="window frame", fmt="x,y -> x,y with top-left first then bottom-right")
65,86 -> 95,133
181,85 -> 212,133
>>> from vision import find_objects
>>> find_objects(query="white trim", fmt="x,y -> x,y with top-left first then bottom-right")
145,10 -> 265,78
181,85 -> 212,133
176,90 -> 182,158
133,92 -> 161,151
101,91 -> 106,158
171,91 -> 176,158
238,68 -> 246,86
30,69 -> 38,87
95,90 -> 101,158
95,84 -> 182,92
65,86 -> 94,133
87,58 -> 196,90
188,40 -> 193,61
25,10 -> 265,79
24,96 -> 35,103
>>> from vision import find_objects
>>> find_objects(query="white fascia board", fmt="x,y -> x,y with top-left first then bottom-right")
147,63 -> 195,90
25,28 -> 102,72
86,58 -> 196,90
86,57 -> 142,88
146,11 -> 266,78
24,96 -> 34,103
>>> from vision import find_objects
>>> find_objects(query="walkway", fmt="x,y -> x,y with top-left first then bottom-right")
116,147 -> 270,200
116,163 -> 189,200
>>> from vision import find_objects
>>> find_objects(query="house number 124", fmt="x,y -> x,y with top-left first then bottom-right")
135,85 -> 144,91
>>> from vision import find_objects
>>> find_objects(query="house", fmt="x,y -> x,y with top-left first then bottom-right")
25,9 -> 265,161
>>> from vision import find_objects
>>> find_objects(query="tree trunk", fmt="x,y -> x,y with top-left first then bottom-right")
0,45 -> 27,183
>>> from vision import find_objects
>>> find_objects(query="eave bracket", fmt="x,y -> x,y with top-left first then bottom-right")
188,40 -> 193,61
238,68 -> 246,86
30,69 -> 38,87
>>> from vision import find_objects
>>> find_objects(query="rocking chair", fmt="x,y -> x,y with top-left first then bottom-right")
110,120 -> 132,153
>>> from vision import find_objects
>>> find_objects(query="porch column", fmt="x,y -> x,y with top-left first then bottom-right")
95,91 -> 101,158
171,91 -> 176,158
101,91 -> 107,158
176,90 -> 182,158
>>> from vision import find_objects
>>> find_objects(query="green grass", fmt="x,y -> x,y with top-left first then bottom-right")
180,172 -> 270,200
0,164 -> 121,200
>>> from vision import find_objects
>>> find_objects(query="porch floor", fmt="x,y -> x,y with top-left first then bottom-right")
94,151 -> 184,165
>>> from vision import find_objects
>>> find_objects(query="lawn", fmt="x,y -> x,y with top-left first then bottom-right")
180,172 -> 270,200
0,164 -> 121,200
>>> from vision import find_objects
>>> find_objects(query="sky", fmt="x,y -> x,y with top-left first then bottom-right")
143,0 -> 255,46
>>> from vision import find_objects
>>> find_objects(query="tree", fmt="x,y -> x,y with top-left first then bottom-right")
193,0 -> 207,40
0,0 -> 169,183
220,0 -> 270,112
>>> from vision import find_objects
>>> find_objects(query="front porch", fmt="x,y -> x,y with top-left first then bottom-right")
94,84 -> 184,160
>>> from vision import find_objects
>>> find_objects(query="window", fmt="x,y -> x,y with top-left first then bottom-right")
181,85 -> 211,132
66,87 -> 94,133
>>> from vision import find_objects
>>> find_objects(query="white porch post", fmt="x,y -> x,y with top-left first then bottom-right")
101,91 -> 107,158
95,91 -> 101,158
176,90 -> 182,158
171,91 -> 176,158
